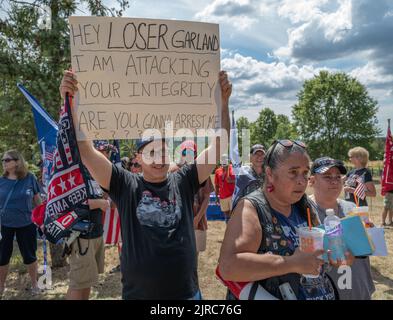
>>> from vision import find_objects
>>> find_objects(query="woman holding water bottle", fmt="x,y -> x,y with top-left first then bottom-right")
218,140 -> 337,300
309,156 -> 375,300
0,150 -> 42,298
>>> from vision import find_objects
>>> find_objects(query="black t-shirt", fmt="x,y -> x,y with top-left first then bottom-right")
108,163 -> 200,299
78,179 -> 104,239
345,168 -> 373,206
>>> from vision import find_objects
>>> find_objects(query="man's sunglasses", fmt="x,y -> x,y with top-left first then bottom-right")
130,162 -> 141,168
265,140 -> 306,166
2,158 -> 17,163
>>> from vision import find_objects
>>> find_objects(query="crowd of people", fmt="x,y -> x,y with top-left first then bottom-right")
0,69 -> 391,300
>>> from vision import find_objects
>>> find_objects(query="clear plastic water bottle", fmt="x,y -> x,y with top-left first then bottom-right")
324,209 -> 347,264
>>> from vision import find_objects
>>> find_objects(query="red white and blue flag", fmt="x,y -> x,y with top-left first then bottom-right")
44,94 -> 91,226
354,175 -> 366,200
103,204 -> 121,245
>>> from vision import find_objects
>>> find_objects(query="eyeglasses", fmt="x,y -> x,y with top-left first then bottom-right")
1,158 -> 17,163
130,162 -> 141,168
265,140 -> 306,166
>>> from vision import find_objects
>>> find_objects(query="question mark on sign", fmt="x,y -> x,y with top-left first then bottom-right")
125,130 -> 130,138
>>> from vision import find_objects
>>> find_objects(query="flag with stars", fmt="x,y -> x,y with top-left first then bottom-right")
44,94 -> 91,225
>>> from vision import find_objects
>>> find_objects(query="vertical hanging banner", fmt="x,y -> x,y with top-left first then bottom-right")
69,16 -> 221,140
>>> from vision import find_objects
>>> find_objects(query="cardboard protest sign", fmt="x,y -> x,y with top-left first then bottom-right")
69,16 -> 221,140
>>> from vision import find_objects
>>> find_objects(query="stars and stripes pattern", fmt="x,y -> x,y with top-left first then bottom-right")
44,94 -> 91,224
102,202 -> 121,245
354,175 -> 367,200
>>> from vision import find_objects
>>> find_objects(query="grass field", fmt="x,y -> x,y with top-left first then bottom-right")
1,183 -> 392,300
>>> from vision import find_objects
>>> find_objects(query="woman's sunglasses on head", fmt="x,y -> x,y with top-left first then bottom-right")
266,139 -> 307,166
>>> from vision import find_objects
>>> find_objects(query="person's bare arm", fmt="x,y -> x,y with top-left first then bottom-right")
365,181 -> 376,197
59,70 -> 112,190
196,71 -> 231,184
218,199 -> 324,282
33,193 -> 42,207
88,199 -> 110,212
194,194 -> 210,224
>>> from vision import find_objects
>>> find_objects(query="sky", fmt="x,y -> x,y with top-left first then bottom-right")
106,0 -> 392,135
6,0 -> 391,134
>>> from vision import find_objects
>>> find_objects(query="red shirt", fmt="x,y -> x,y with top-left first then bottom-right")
214,165 -> 235,199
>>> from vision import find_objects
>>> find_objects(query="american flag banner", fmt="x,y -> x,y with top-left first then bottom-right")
354,175 -> 367,200
102,201 -> 121,245
44,94 -> 91,229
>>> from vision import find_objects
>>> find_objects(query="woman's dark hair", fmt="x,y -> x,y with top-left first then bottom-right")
262,140 -> 317,224
263,141 -> 310,171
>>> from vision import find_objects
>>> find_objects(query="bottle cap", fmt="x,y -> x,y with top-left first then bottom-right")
326,209 -> 335,216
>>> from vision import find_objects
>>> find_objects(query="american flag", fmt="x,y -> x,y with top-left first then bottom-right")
103,140 -> 122,245
43,94 -> 91,238
354,175 -> 366,200
102,200 -> 121,245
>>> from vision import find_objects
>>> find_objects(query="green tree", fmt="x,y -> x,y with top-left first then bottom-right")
292,71 -> 380,160
235,116 -> 250,156
274,114 -> 297,141
0,0 -> 129,160
0,0 -> 129,268
251,107 -> 277,147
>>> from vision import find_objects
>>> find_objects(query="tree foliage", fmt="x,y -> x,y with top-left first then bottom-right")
292,71 -> 380,159
250,107 -> 277,147
0,0 -> 129,161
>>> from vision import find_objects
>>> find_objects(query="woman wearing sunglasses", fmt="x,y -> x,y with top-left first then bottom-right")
218,140 -> 337,300
0,150 -> 42,298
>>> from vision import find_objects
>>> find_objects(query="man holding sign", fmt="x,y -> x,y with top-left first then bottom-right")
60,16 -> 230,300
60,69 -> 230,299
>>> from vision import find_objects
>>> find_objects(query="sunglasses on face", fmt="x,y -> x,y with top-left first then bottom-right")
266,139 -> 307,167
130,162 -> 141,168
2,158 -> 17,163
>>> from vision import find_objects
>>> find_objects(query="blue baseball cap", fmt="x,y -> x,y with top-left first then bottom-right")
311,157 -> 347,175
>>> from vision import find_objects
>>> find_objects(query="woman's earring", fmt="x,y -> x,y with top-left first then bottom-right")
267,184 -> 275,193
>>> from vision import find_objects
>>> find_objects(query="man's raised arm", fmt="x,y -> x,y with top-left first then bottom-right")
60,70 -> 112,191
196,71 -> 231,184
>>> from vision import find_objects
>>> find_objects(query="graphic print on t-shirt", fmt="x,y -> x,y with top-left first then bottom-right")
136,190 -> 181,228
